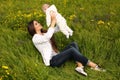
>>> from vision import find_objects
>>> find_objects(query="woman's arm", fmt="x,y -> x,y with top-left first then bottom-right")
33,12 -> 56,44
49,11 -> 56,28
44,11 -> 56,39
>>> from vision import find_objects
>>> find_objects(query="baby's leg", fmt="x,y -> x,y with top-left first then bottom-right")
57,23 -> 70,38
65,25 -> 73,36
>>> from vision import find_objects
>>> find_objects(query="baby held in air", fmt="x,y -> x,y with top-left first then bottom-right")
42,4 -> 73,38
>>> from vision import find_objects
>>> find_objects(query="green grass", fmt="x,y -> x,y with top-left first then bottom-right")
0,0 -> 120,80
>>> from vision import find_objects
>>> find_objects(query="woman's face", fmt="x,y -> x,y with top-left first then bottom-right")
33,21 -> 43,32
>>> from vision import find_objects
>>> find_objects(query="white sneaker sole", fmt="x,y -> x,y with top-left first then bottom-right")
75,68 -> 87,76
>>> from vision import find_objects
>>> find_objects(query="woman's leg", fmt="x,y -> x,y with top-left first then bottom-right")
62,42 -> 83,68
62,42 -> 99,68
63,42 -> 79,51
50,47 -> 88,67
76,62 -> 83,67
63,42 -> 83,67
87,61 -> 106,72
50,47 -> 88,76
87,61 -> 97,68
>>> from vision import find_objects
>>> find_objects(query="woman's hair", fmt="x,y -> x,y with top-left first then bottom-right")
27,20 -> 58,53
28,20 -> 36,36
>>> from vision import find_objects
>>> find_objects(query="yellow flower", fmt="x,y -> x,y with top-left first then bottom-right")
80,8 -> 84,10
26,14 -> 32,18
90,19 -> 94,22
5,70 -> 10,75
2,66 -> 8,69
97,20 -> 104,25
69,14 -> 76,20
34,12 -> 37,15
107,22 -> 110,26
35,63 -> 37,67
0,77 -> 2,80
64,0 -> 67,6
18,10 -> 21,14
38,13 -> 43,17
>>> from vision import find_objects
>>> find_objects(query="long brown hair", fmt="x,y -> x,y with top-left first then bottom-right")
27,20 -> 58,53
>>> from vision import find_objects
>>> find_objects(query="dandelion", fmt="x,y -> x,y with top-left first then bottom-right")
90,19 -> 94,22
5,70 -> 10,75
64,0 -> 67,6
26,14 -> 32,18
0,77 -> 2,80
38,13 -> 43,17
35,63 -> 37,67
2,66 -> 8,69
80,8 -> 84,10
18,10 -> 21,14
34,12 -> 37,15
17,14 -> 20,17
69,14 -> 76,20
97,20 -> 104,25
107,22 -> 110,26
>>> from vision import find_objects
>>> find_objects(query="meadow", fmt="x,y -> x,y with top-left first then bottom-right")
0,0 -> 120,80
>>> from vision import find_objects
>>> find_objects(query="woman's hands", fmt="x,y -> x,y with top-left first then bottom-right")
50,11 -> 56,28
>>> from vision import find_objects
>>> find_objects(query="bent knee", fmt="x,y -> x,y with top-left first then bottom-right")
71,42 -> 77,45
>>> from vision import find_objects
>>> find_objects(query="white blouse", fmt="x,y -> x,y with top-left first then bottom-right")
32,27 -> 57,66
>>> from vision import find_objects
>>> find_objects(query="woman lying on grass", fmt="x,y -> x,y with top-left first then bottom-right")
27,11 -> 105,76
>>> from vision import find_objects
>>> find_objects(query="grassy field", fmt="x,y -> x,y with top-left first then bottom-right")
0,0 -> 120,80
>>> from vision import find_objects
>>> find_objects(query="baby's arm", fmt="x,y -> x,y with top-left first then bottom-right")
46,5 -> 57,27
50,5 -> 57,13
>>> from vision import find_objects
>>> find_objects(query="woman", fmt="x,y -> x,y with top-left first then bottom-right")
27,12 -> 105,76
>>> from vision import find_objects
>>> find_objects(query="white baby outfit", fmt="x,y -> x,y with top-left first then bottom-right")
45,5 -> 73,38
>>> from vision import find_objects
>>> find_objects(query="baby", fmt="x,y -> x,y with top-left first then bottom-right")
42,4 -> 73,38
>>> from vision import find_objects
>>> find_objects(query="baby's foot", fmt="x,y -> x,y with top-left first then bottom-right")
66,35 -> 69,38
69,31 -> 73,36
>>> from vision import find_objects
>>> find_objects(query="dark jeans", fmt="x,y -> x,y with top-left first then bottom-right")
50,42 -> 88,67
